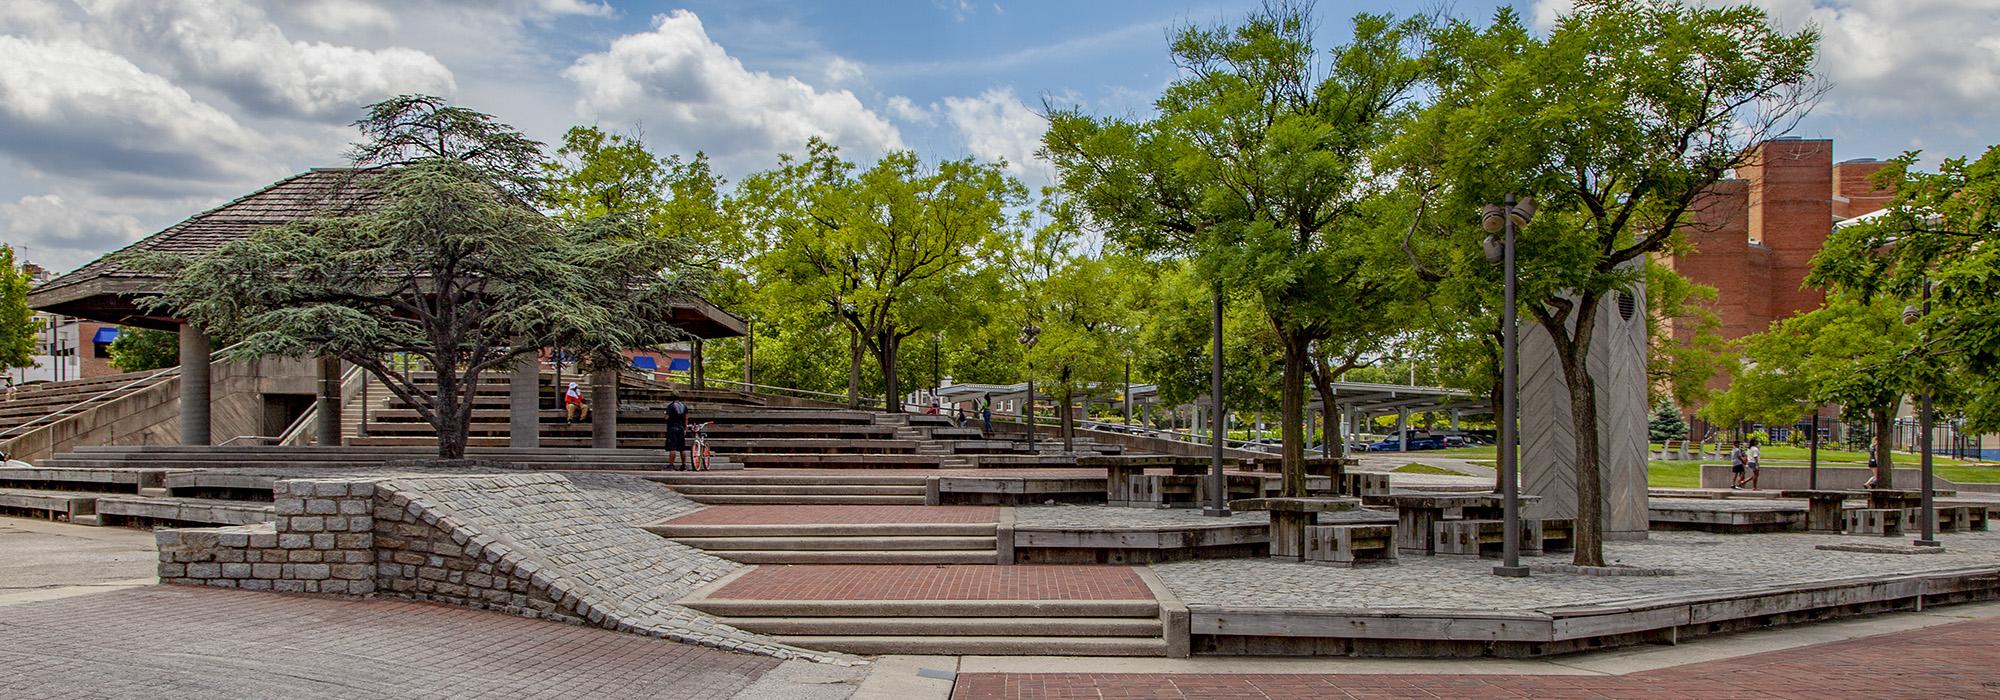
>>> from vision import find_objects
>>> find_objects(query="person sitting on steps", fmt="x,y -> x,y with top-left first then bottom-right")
563,382 -> 589,423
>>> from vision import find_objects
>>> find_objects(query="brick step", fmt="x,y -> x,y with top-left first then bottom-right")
771,635 -> 1166,656
682,598 -> 1158,618
712,549 -> 998,565
728,454 -> 945,468
720,616 -> 1160,637
679,494 -> 928,506
669,535 -> 995,551
666,484 -> 925,496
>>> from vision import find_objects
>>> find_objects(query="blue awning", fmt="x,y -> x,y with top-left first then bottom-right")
92,327 -> 120,344
667,357 -> 691,371
631,356 -> 658,370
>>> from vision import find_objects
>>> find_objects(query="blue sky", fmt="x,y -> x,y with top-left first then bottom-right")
1,0 -> 1995,274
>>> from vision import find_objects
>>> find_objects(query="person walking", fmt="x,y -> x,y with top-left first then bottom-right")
1863,453 -> 1882,489
1729,443 -> 1749,490
1745,438 -> 1763,490
664,393 -> 692,471
563,382 -> 589,423
979,396 -> 992,434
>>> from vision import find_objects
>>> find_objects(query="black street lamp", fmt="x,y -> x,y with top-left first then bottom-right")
1483,194 -> 1535,578
1205,281 -> 1229,517
1905,280 -> 1940,547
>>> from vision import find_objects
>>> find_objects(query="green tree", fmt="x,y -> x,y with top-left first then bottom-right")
0,245 -> 36,371
1047,5 -> 1429,497
1412,0 -> 1820,564
1008,201 -> 1134,450
107,328 -> 179,372
1814,144 -> 2000,432
739,138 -> 1020,412
1647,402 -> 1688,443
147,96 -> 705,459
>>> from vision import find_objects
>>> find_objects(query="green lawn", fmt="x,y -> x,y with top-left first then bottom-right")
1392,463 -> 1466,476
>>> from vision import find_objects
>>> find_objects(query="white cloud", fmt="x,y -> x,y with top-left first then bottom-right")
886,95 -> 939,125
77,0 -> 456,119
0,193 -> 169,274
942,87 -> 1051,185
1530,1 -> 2000,118
822,56 -> 865,85
563,10 -> 902,169
0,36 -> 280,195
287,0 -> 398,33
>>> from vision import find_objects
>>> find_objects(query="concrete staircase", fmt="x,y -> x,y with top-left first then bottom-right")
682,596 -> 1170,656
647,473 -> 928,506
646,519 -> 999,564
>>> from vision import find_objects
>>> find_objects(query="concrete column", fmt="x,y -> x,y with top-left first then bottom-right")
590,368 -> 618,449
1450,410 -> 1460,432
508,352 -> 540,448
178,323 -> 211,446
314,356 -> 342,447
1398,409 -> 1409,451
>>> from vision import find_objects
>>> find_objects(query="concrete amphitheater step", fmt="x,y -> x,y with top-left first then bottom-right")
683,598 -> 1161,618
769,635 -> 1168,656
665,483 -> 924,496
647,522 -> 996,538
714,549 -> 998,564
681,494 -> 928,506
720,616 -> 1162,637
646,474 -> 930,486
670,535 -> 996,551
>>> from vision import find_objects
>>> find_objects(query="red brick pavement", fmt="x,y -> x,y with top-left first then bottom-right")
712,564 -> 1153,601
664,504 -> 1000,525
952,614 -> 2000,698
0,586 -> 779,700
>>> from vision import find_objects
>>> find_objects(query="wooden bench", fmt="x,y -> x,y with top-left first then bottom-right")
1778,489 -> 1867,533
0,488 -> 98,523
1115,473 -> 1262,509
1229,497 -> 1365,560
1526,518 -> 1575,555
1302,523 -> 1396,566
1913,505 -> 1988,533
1844,508 -> 1903,536
1344,473 -> 1391,498
1371,492 -> 1541,555
1433,519 -> 1506,557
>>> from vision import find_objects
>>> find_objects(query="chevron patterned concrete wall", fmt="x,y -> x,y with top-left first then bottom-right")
1520,277 -> 1650,541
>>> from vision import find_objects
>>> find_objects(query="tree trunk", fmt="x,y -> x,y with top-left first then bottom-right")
1564,356 -> 1605,567
1280,333 -> 1309,498
1060,383 -> 1075,453
435,369 -> 466,460
1873,407 -> 1895,489
877,331 -> 902,413
847,326 -> 861,409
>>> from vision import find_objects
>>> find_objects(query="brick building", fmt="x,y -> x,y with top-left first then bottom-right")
1660,137 -> 1895,401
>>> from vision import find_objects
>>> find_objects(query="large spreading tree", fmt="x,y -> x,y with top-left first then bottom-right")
1411,0 -> 1820,565
739,138 -> 1019,412
1047,4 -> 1429,497
149,96 -> 706,459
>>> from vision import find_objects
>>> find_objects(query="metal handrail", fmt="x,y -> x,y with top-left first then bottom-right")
276,363 -> 366,446
0,346 -> 231,441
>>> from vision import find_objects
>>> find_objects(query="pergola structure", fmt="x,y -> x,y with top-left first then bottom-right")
27,167 -> 745,449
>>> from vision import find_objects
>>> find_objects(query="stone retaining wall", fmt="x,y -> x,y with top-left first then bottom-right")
155,473 -> 845,664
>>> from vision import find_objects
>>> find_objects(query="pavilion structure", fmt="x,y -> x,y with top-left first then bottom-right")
26,167 -> 745,450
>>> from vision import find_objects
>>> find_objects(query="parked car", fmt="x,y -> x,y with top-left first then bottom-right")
1366,434 -> 1445,451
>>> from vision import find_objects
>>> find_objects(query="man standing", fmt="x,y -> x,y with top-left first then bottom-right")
1729,443 -> 1748,490
664,394 -> 692,471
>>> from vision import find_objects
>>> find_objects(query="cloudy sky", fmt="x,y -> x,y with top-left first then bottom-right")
2,0 -> 1995,274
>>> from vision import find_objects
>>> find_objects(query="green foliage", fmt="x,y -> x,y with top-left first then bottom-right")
1046,3 -> 1430,493
1648,402 -> 1688,443
1704,298 -> 1911,427
1813,144 -> 2000,431
0,245 -> 36,370
1407,0 -> 1821,565
737,138 -> 1021,411
1646,261 -> 1726,408
1008,200 -> 1137,447
107,328 -> 179,372
543,126 -> 743,264
145,96 -> 703,459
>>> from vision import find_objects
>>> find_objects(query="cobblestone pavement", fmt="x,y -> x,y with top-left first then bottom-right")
711,564 -> 1152,601
665,505 -> 1001,525
1154,529 -> 2000,610
0,586 -> 799,700
950,612 -> 2000,698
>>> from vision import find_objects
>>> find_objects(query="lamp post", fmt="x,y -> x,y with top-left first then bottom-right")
1906,281 -> 1939,547
1206,281 -> 1229,517
1123,349 -> 1133,427
1483,194 -> 1535,578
